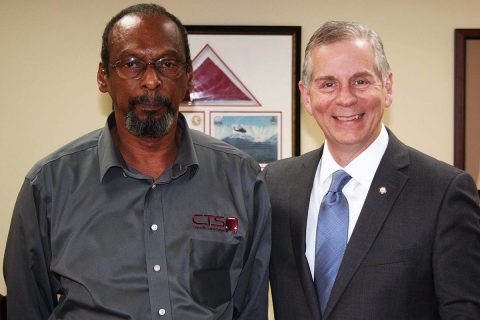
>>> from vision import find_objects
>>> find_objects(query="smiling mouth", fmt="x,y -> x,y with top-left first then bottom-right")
334,113 -> 364,121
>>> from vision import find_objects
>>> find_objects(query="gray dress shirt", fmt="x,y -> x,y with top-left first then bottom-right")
4,113 -> 271,320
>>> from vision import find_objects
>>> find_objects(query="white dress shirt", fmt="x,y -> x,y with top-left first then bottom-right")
306,125 -> 389,278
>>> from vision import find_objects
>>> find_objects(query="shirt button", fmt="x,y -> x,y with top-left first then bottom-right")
158,308 -> 166,316
151,184 -> 157,189
151,224 -> 158,231
153,264 -> 161,272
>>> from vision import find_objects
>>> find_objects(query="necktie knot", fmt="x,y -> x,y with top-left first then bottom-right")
329,170 -> 351,193
325,170 -> 351,203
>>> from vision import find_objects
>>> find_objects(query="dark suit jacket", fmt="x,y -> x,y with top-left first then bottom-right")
0,294 -> 6,320
262,130 -> 480,319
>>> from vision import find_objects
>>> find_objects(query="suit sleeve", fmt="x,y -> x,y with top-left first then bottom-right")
434,172 -> 480,318
3,178 -> 60,319
232,169 -> 271,320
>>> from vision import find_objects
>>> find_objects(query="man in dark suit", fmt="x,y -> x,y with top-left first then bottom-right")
262,21 -> 480,319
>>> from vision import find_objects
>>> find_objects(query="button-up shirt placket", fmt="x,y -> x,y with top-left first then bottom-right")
145,177 -> 172,320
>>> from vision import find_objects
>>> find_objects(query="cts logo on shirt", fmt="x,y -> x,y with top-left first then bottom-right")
192,214 -> 238,234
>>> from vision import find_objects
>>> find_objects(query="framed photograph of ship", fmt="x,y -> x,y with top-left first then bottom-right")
181,25 -> 301,165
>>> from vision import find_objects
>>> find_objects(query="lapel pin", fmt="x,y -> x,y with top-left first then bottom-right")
379,186 -> 387,194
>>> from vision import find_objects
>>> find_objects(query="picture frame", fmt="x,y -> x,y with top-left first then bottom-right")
454,29 -> 480,189
181,25 -> 301,166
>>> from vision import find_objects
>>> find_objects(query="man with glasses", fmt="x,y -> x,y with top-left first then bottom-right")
4,4 -> 271,319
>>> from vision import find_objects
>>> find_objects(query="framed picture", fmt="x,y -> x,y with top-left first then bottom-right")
211,111 -> 282,163
454,29 -> 480,188
181,25 -> 301,166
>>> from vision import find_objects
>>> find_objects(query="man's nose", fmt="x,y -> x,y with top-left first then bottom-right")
140,64 -> 163,90
335,84 -> 357,107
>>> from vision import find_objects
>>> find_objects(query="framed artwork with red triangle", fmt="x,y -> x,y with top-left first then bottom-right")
181,25 -> 301,166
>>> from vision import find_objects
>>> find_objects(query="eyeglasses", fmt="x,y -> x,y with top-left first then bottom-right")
110,57 -> 188,80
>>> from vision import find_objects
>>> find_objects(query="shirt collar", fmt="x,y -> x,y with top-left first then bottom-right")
171,113 -> 199,179
98,113 -> 126,182
320,124 -> 389,187
98,112 -> 199,182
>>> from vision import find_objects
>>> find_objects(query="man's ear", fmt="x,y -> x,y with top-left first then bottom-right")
299,80 -> 313,115
384,72 -> 393,107
97,62 -> 108,93
186,62 -> 194,91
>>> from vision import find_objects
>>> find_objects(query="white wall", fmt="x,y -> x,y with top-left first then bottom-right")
1,0 -> 480,303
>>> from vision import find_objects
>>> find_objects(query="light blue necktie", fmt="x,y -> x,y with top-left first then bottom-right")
314,170 -> 352,314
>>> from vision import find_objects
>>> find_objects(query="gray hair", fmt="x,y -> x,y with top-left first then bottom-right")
302,21 -> 390,88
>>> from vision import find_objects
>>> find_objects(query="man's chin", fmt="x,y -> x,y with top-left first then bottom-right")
125,110 -> 175,138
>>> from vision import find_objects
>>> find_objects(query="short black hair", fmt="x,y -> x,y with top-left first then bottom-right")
100,3 -> 191,72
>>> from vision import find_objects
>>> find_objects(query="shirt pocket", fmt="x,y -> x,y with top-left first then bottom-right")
189,239 -> 239,309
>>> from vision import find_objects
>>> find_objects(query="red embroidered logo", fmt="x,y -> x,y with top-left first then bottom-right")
192,214 -> 238,233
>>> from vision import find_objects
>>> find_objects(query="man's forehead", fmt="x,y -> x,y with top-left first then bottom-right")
109,14 -> 183,53
310,41 -> 382,81
116,14 -> 142,31
110,13 -> 181,39
113,13 -> 176,32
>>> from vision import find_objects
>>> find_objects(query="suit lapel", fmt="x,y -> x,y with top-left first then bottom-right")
323,131 -> 410,318
289,148 -> 323,319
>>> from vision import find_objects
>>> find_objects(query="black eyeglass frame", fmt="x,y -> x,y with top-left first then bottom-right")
109,57 -> 189,80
